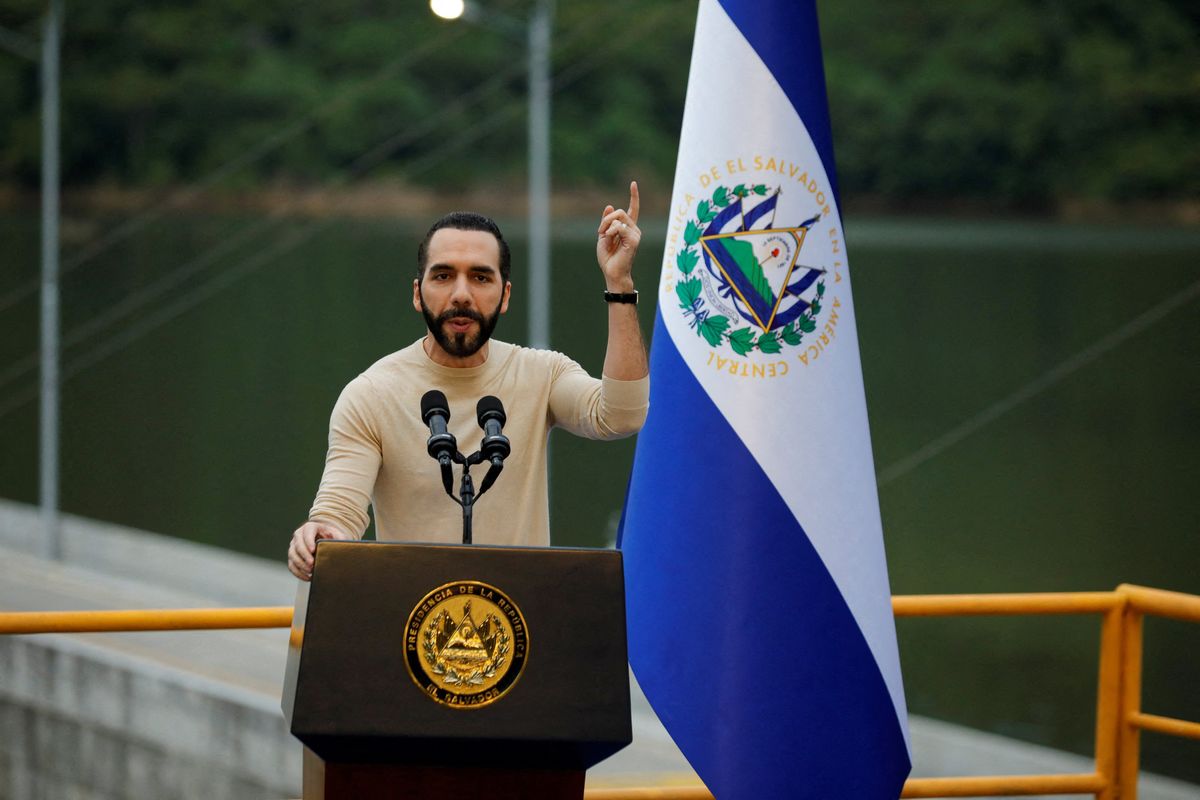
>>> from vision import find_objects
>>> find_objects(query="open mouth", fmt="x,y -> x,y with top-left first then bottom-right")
445,317 -> 477,333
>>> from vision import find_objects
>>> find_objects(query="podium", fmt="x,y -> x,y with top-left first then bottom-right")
282,541 -> 633,799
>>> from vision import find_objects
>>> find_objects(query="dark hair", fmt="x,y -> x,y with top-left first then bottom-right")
416,211 -> 511,283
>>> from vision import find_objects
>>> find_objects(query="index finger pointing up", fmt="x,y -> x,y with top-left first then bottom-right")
628,180 -> 640,224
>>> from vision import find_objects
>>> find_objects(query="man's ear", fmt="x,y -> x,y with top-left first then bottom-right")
412,278 -> 422,314
500,281 -> 512,314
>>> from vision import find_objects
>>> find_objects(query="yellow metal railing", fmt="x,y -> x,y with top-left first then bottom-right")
1,584 -> 1196,799
0,606 -> 292,633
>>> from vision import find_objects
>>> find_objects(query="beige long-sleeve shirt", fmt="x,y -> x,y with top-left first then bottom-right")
308,338 -> 649,546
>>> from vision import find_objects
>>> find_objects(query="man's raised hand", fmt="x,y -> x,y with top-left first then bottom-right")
596,181 -> 642,292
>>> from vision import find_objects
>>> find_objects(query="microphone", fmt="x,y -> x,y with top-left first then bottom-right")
476,396 -> 510,496
421,391 -> 457,494
476,396 -> 511,468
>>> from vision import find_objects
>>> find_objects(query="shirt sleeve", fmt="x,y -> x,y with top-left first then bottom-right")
308,376 -> 382,538
547,354 -> 649,440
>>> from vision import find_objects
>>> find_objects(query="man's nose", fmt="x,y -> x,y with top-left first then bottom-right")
449,274 -> 474,306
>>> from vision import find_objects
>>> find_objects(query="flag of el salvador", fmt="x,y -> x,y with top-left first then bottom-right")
619,1 -> 911,797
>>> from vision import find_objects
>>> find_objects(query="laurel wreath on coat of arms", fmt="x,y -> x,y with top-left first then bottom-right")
675,183 -> 824,356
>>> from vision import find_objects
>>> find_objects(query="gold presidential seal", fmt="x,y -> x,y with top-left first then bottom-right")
404,580 -> 529,709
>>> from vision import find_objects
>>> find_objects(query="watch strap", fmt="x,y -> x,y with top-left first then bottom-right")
603,290 -> 638,304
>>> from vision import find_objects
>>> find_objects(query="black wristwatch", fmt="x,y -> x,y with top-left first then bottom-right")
603,290 -> 639,304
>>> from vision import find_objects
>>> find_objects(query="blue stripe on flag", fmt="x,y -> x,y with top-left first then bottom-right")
620,314 -> 910,798
716,0 -> 841,203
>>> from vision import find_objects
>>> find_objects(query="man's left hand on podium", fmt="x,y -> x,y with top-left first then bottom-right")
288,520 -> 353,581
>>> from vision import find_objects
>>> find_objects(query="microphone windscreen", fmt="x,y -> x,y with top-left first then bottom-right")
476,395 -> 506,426
421,390 -> 450,424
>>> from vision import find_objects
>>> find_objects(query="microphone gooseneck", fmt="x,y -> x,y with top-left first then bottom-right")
418,391 -> 513,544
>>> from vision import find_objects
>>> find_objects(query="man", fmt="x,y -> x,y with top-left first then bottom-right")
287,183 -> 648,580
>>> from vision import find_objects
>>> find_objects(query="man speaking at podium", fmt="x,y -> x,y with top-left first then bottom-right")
287,184 -> 649,580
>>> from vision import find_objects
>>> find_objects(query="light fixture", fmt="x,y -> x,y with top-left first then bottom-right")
429,0 -> 466,21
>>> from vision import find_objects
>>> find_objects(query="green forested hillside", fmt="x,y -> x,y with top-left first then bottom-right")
821,0 -> 1200,206
0,0 -> 1196,210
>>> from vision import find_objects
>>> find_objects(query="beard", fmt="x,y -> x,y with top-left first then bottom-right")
419,292 -> 503,359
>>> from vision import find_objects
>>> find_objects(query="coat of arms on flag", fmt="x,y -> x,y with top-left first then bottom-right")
677,182 -> 826,356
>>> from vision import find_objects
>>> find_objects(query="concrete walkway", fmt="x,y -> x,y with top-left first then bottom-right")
1,500 -> 1196,799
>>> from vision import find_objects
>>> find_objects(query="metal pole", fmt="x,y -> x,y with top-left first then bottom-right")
40,0 -> 62,560
526,0 -> 552,350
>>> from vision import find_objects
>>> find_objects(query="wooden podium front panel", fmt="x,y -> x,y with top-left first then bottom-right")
285,542 -> 632,770
303,748 -> 585,800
